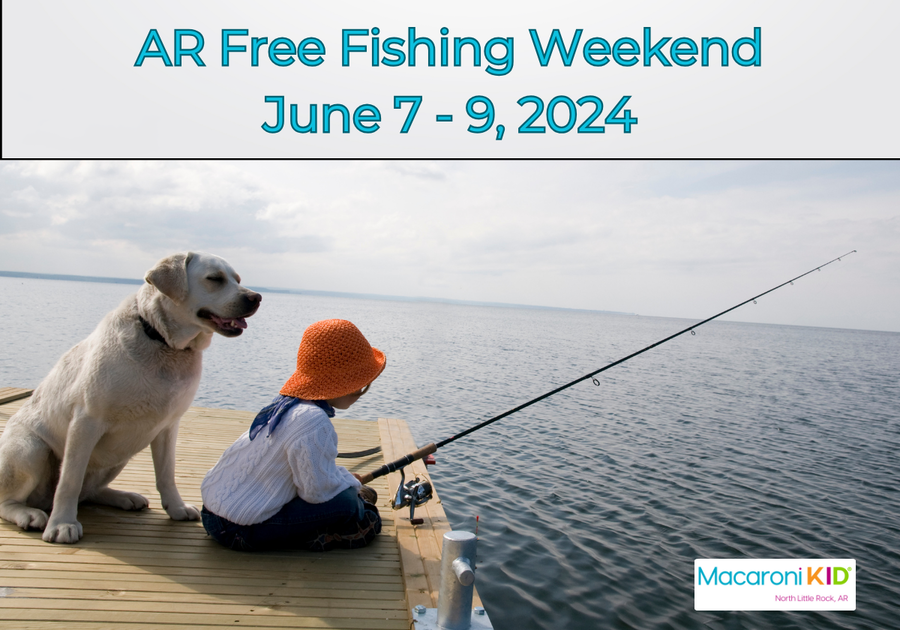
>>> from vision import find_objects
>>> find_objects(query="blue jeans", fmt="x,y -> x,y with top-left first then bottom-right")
201,487 -> 381,552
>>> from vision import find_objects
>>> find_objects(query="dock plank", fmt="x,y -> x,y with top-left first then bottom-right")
0,395 -> 428,630
0,388 -> 32,406
378,417 -> 484,612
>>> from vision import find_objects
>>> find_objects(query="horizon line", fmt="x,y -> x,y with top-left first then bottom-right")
0,269 -> 635,316
3,269 -> 895,335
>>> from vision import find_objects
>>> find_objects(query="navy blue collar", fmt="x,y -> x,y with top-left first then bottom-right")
311,399 -> 336,417
138,315 -> 169,347
248,395 -> 335,440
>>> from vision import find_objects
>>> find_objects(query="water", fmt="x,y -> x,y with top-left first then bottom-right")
2,275 -> 899,630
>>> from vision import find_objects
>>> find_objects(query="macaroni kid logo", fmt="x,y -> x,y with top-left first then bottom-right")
694,559 -> 856,611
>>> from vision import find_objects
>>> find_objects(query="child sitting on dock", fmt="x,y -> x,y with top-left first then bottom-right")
200,319 -> 385,551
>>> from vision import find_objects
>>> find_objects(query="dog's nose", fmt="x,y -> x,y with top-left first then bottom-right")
241,291 -> 262,314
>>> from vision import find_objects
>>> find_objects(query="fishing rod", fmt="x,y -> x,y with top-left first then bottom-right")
359,251 -> 857,517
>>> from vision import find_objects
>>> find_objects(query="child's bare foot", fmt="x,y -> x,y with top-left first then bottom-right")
358,485 -> 377,505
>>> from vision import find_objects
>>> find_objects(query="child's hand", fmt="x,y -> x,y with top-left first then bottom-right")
352,473 -> 363,482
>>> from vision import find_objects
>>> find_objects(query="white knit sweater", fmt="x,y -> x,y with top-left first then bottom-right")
201,400 -> 361,526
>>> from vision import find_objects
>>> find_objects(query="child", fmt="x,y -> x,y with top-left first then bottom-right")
200,319 -> 385,551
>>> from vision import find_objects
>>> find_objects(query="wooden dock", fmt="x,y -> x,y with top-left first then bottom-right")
0,389 -> 481,629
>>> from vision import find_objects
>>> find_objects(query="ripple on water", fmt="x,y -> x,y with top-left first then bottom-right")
3,278 -> 899,630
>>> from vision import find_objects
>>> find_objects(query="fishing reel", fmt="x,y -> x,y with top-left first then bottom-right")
392,466 -> 433,525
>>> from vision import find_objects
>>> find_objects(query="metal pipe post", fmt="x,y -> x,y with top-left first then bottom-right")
437,531 -> 478,630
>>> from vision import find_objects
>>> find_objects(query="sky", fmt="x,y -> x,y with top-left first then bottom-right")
1,160 -> 897,332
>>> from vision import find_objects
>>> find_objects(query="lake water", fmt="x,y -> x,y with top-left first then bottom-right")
2,275 -> 899,630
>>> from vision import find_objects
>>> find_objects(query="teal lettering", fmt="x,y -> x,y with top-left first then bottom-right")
698,566 -> 718,585
134,29 -> 173,66
732,27 -> 762,66
642,27 -> 671,66
529,29 -> 583,66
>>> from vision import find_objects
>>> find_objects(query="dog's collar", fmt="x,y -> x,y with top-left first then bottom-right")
138,315 -> 170,347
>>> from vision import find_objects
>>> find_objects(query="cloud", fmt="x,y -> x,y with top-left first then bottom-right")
1,160 -> 898,331
383,161 -> 449,181
0,161 -> 329,254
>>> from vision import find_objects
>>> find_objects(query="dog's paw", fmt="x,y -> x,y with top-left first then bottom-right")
112,491 -> 149,511
95,489 -> 149,511
13,507 -> 49,531
166,503 -> 201,521
124,492 -> 149,511
42,520 -> 83,544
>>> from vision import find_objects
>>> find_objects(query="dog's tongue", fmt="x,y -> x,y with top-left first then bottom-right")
211,314 -> 248,330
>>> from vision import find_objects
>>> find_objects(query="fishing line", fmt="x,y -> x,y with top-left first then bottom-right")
360,250 -> 856,486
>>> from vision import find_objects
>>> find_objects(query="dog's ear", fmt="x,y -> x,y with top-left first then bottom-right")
145,252 -> 195,304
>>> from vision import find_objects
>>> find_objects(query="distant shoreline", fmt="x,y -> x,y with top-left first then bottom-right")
0,270 -> 635,316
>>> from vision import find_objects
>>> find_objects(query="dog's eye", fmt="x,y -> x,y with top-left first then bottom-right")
206,276 -> 225,283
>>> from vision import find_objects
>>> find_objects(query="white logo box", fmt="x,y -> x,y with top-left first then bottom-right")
694,559 -> 856,611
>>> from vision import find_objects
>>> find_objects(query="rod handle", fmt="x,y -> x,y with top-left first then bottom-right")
359,442 -> 437,484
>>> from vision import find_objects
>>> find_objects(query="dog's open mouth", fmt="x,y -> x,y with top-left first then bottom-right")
197,309 -> 249,337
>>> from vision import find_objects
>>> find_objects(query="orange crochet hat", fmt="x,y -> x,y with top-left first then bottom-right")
280,319 -> 386,400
